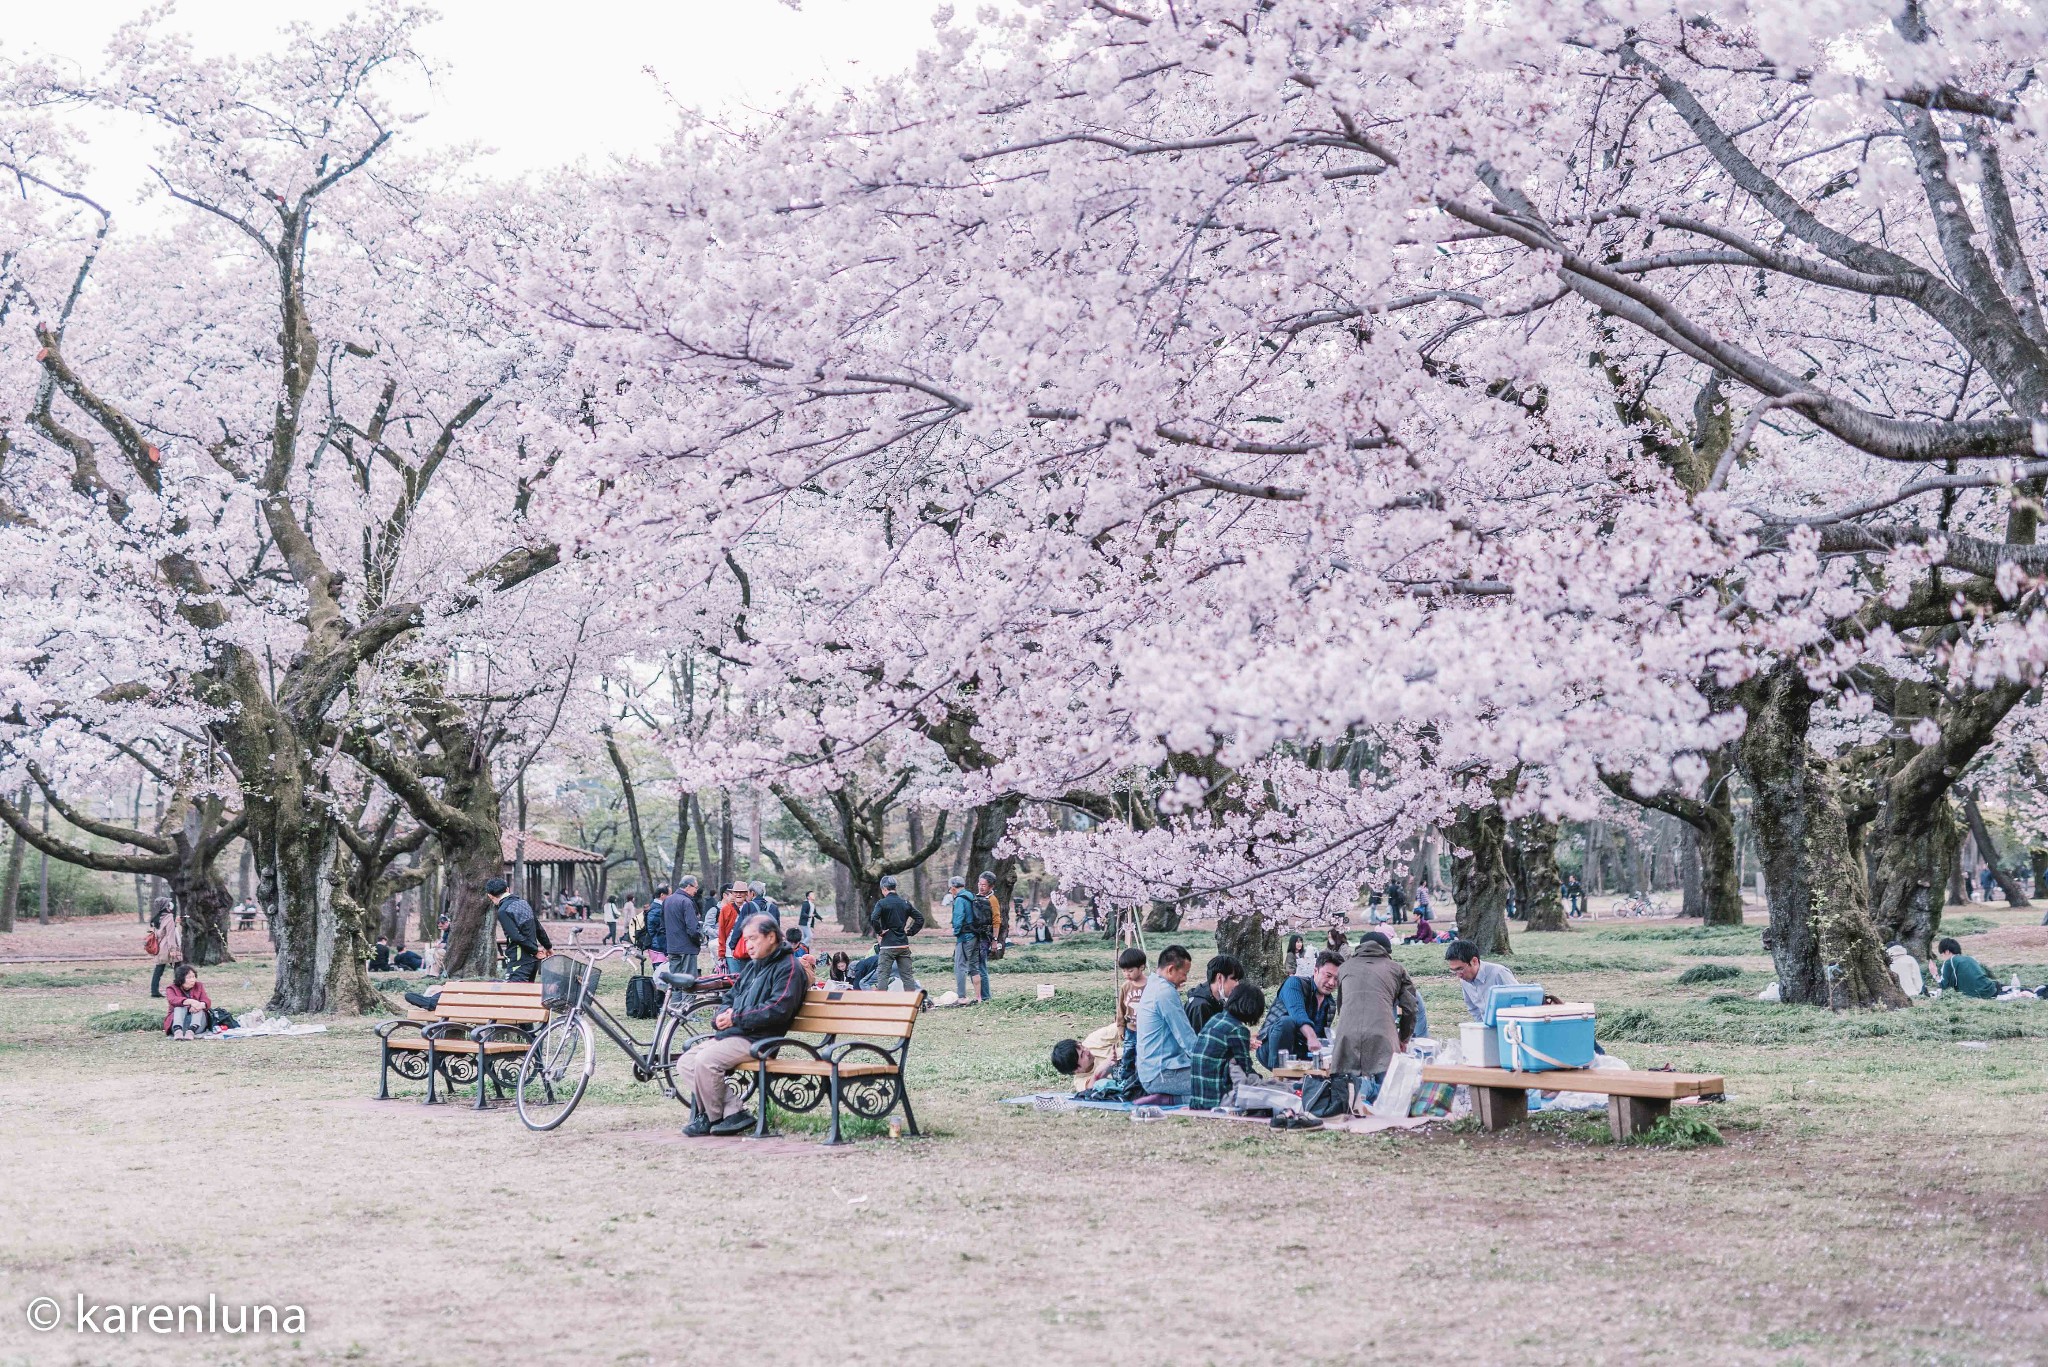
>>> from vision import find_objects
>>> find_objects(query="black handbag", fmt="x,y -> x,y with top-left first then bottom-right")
624,974 -> 661,1019
1300,1072 -> 1360,1118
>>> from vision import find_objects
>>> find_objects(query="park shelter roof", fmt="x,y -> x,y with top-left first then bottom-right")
500,833 -> 605,864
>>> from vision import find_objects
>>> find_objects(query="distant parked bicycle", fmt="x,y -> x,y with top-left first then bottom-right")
1615,891 -> 1659,919
514,946 -> 733,1132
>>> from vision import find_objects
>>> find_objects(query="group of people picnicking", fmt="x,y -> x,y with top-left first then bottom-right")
1049,934 -> 1519,1111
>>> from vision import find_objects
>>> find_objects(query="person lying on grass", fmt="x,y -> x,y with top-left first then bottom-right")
164,965 -> 214,1040
1050,1024 -> 1124,1089
1935,938 -> 1999,1000
1189,983 -> 1266,1110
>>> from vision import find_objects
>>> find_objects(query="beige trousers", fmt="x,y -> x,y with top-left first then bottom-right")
677,1034 -> 757,1120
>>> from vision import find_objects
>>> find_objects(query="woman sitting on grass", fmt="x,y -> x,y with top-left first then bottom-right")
163,965 -> 214,1040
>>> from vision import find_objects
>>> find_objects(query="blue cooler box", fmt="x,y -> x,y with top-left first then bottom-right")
1481,983 -> 1544,1027
1496,1004 -> 1596,1073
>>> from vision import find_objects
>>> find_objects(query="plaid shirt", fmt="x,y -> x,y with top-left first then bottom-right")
1189,1013 -> 1255,1110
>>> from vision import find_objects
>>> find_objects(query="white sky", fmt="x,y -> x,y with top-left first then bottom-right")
5,1 -> 943,212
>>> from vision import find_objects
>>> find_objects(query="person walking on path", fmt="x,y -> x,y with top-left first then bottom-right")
147,896 -> 182,998
662,877 -> 704,974
603,897 -> 621,945
867,875 -> 925,995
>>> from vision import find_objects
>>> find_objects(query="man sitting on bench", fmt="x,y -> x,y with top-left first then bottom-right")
679,913 -> 809,1137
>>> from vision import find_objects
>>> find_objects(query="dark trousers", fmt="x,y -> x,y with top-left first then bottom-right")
150,963 -> 168,998
504,953 -> 540,983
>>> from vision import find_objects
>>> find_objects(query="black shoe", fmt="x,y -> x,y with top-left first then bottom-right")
404,990 -> 440,1012
709,1111 -> 757,1136
682,1115 -> 713,1138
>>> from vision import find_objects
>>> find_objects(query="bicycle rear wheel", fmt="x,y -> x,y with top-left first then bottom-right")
516,1015 -> 595,1131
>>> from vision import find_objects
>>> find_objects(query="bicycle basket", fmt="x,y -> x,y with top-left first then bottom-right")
539,955 -> 598,1010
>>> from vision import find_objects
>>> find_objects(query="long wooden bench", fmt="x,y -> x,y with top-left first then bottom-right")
729,987 -> 924,1145
375,981 -> 548,1110
1421,1063 -> 1725,1140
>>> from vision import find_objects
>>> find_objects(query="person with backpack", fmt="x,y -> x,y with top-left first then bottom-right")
867,874 -> 925,995
662,876 -> 704,974
949,874 -> 992,1005
147,896 -> 182,998
487,877 -> 551,982
642,884 -> 670,960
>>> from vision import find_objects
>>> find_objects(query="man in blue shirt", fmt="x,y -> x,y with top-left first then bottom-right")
1445,939 -> 1519,1021
1258,951 -> 1338,1069
1135,944 -> 1198,1100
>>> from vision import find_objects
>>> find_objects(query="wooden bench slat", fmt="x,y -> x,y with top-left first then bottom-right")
732,1058 -> 899,1077
1420,1064 -> 1723,1100
804,988 -> 924,1005
785,1015 -> 916,1037
385,1039 -> 529,1054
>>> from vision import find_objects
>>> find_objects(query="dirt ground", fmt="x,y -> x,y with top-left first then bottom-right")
3,906 -> 2047,1365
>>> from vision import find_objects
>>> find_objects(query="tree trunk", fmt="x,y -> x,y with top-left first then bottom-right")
952,810 -> 977,880
832,859 -> 860,932
0,786 -> 24,933
717,791 -> 735,893
2032,848 -> 2048,901
748,791 -> 763,876
966,797 -> 1021,926
1583,820 -> 1606,895
602,729 -> 654,902
37,795 -> 50,924
1733,665 -> 1904,1008
1143,897 -> 1184,933
175,804 -> 236,967
1962,795 -> 2030,908
1948,843 -> 1970,905
238,842 -> 252,902
906,806 -> 932,912
671,789 -> 690,885
1514,815 -> 1569,933
1679,822 -> 1704,918
1217,907 -> 1284,985
1448,801 -> 1513,956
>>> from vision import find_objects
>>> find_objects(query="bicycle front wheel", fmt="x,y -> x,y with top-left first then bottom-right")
516,1014 -> 595,1132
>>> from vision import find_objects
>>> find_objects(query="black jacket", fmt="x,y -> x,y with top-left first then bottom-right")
662,890 -> 702,952
495,897 -> 550,956
867,893 -> 924,946
1185,982 -> 1226,1033
718,945 -> 808,1040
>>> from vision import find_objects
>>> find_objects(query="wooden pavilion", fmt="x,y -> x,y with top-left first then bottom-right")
501,833 -> 606,912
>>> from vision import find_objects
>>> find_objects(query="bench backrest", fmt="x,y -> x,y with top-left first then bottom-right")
431,981 -> 549,1026
786,987 -> 923,1040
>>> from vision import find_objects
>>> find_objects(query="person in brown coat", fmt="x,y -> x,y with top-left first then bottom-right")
1329,931 -> 1419,1078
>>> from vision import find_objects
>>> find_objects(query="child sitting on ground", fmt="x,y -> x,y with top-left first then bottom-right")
1189,982 -> 1266,1110
164,965 -> 214,1040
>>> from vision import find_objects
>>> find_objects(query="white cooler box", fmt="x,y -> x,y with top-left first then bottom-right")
1459,1021 -> 1501,1068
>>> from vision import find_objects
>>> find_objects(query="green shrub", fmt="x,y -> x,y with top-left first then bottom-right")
1,968 -> 130,989
88,1008 -> 163,1033
1600,997 -> 2048,1046
1604,924 -> 1758,943
1675,963 -> 1743,985
1944,916 -> 1997,937
1634,1110 -> 1723,1148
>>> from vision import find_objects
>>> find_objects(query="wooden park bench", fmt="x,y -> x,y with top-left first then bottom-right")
375,981 -> 548,1110
729,987 -> 924,1145
1420,1063 -> 1724,1140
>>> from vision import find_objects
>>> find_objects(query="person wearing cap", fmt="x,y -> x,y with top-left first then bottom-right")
726,880 -> 781,963
1331,931 -> 1419,1077
867,875 -> 925,995
487,876 -> 551,982
713,884 -> 748,973
948,874 -> 989,1005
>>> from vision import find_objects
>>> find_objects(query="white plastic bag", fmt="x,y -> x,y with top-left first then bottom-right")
1369,1054 -> 1424,1118
1756,981 -> 1782,1002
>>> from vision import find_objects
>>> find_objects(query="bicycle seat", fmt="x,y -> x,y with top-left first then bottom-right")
654,969 -> 699,992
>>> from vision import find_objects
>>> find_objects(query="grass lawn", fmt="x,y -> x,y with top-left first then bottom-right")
4,908 -> 2048,1364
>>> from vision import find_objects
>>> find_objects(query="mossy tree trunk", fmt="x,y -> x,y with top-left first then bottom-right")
1448,799 -> 1513,957
1510,814 -> 1569,932
1734,665 -> 1904,1008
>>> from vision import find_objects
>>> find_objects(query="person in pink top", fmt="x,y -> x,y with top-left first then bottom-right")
163,965 -> 214,1040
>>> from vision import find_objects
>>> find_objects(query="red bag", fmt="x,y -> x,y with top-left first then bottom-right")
144,931 -> 161,956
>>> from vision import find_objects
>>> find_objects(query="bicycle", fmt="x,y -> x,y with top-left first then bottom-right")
1615,892 -> 1659,919
514,946 -> 734,1132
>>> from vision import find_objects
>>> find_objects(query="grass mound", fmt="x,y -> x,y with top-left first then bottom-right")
1601,997 -> 2048,1045
1944,916 -> 1998,936
1605,923 -> 1761,946
1,968 -> 131,989
88,1007 -> 163,1033
1675,963 -> 1743,986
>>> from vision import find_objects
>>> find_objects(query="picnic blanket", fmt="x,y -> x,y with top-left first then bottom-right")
1002,1093 -> 1443,1135
205,1020 -> 328,1040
